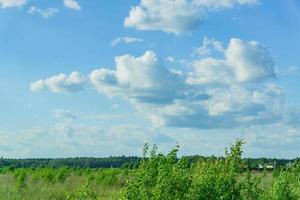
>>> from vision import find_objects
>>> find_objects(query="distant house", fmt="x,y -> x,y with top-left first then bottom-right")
258,163 -> 275,170
265,164 -> 274,170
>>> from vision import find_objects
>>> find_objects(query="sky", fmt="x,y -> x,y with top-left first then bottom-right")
0,0 -> 300,158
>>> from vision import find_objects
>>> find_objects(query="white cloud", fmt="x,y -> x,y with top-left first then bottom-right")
193,37 -> 225,57
124,0 -> 259,35
88,38 -> 295,129
27,6 -> 58,18
0,0 -> 26,8
31,71 -> 86,93
124,0 -> 202,35
166,56 -> 175,63
111,37 -> 143,47
63,0 -> 81,10
31,38 -> 298,130
226,38 -> 275,82
90,51 -> 186,104
186,58 -> 234,85
188,38 -> 275,85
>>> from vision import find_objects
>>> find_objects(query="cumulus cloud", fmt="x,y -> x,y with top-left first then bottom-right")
111,37 -> 143,47
88,38 -> 296,129
63,0 -> 81,10
226,38 -> 275,82
186,58 -> 234,85
27,6 -> 59,18
31,38 -> 297,129
0,0 -> 26,8
188,38 -> 275,84
124,0 -> 259,35
90,51 -> 187,104
124,0 -> 202,35
31,71 -> 86,93
193,37 -> 225,57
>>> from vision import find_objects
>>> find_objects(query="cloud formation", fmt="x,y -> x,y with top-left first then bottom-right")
111,37 -> 143,47
31,38 -> 298,129
193,37 -> 225,57
226,38 -> 275,82
27,7 -> 59,18
89,38 -> 297,129
124,0 -> 259,35
90,51 -> 187,104
31,71 -> 86,93
124,0 -> 202,35
63,0 -> 81,10
0,0 -> 26,8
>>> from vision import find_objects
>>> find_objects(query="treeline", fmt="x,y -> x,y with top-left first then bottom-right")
0,155 -> 297,169
0,156 -> 141,169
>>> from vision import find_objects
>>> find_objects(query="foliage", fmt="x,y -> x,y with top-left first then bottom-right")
66,183 -> 96,200
121,139 -> 300,200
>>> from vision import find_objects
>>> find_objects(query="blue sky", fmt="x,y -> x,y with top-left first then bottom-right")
0,0 -> 300,158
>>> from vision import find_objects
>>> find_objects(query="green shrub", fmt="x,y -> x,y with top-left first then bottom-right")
269,171 -> 298,200
66,183 -> 96,200
121,144 -> 191,200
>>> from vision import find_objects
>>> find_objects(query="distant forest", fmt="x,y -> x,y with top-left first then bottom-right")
0,156 -> 297,170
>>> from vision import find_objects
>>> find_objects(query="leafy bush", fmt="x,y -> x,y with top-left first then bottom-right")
269,171 -> 298,200
121,139 -> 269,200
66,183 -> 96,200
121,144 -> 191,200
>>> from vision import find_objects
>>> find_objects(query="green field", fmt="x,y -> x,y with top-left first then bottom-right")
1,141 -> 300,200
0,169 -> 275,200
0,168 -> 126,200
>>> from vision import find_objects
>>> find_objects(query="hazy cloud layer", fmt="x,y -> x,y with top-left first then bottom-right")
192,0 -> 258,10
0,113 -> 175,158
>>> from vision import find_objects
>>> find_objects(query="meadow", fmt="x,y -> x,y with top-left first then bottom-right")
0,140 -> 300,200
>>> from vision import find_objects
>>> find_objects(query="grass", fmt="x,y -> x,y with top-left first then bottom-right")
0,168 -> 125,200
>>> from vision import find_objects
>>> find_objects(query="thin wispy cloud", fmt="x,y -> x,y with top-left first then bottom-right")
27,6 -> 58,18
0,0 -> 26,8
111,37 -> 143,47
